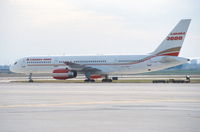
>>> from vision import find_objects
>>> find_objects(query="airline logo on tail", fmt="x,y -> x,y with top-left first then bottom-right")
167,32 -> 185,41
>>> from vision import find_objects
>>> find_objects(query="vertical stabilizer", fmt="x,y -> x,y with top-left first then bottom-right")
152,19 -> 191,56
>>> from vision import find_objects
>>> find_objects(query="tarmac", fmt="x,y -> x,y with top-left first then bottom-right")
0,81 -> 200,132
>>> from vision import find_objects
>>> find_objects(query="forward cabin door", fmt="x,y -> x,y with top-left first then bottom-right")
21,59 -> 26,68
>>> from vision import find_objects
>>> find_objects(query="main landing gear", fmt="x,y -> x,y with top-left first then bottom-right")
102,75 -> 112,82
84,72 -> 95,82
102,79 -> 112,82
28,73 -> 33,82
84,79 -> 95,83
84,73 -> 112,83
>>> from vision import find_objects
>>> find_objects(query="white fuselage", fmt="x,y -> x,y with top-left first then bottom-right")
10,54 -> 188,75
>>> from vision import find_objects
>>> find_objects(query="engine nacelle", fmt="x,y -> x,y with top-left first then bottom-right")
52,69 -> 77,80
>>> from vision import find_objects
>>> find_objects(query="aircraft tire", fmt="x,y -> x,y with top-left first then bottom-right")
84,79 -> 95,83
102,79 -> 112,82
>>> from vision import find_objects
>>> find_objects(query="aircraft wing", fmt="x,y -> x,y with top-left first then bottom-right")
64,61 -> 102,73
64,61 -> 84,69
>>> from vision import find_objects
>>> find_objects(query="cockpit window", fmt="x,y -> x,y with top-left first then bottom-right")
14,62 -> 17,65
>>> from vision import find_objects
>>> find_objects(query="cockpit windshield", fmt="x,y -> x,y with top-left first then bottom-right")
14,62 -> 17,65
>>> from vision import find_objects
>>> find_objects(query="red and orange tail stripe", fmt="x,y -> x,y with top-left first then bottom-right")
156,47 -> 181,56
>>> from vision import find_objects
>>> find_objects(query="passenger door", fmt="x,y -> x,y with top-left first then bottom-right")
21,59 -> 26,68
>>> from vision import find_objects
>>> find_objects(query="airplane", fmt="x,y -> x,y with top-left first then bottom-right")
10,19 -> 191,82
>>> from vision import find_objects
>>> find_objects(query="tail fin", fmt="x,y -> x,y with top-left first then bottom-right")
151,19 -> 191,56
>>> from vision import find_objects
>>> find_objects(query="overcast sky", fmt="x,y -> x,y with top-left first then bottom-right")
0,0 -> 199,65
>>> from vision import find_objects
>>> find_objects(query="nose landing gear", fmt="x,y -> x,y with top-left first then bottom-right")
28,73 -> 33,82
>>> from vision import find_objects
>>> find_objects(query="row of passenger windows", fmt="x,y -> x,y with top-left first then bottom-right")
59,60 -> 107,63
118,59 -> 147,63
27,61 -> 51,64
118,60 -> 136,62
26,60 -> 145,64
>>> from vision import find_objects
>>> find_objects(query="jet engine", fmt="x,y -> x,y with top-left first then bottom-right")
52,69 -> 77,80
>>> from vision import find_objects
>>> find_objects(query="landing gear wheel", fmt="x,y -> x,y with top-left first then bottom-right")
102,79 -> 112,82
28,73 -> 33,82
84,79 -> 95,83
29,79 -> 33,82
